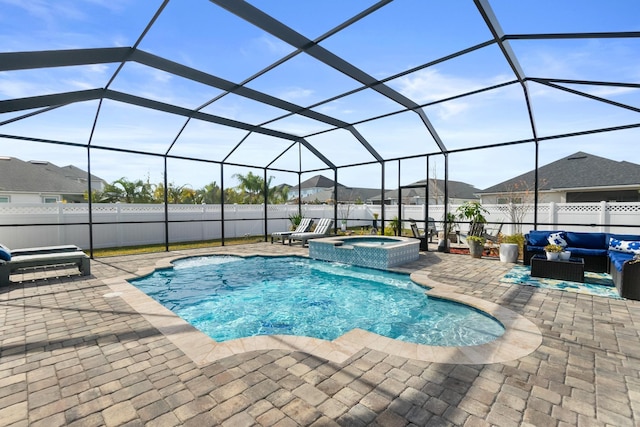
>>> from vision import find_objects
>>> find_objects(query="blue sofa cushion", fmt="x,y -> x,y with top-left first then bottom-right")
608,251 -> 635,272
608,238 -> 640,255
548,231 -> 568,247
0,244 -> 11,261
527,230 -> 555,247
565,232 -> 606,249
525,245 -> 545,253
608,233 -> 640,243
565,247 -> 607,257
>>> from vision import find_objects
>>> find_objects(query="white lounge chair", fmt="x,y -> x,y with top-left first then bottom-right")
8,244 -> 82,256
271,218 -> 313,244
288,218 -> 334,247
0,244 -> 90,286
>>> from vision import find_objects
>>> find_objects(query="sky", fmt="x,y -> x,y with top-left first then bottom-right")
0,0 -> 639,193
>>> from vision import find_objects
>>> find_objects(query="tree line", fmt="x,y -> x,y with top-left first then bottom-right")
86,172 -> 290,204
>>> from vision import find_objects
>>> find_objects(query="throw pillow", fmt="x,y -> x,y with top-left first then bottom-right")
0,244 -> 11,261
609,238 -> 640,255
547,232 -> 568,247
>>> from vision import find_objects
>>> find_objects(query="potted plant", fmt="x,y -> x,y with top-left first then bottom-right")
389,216 -> 401,236
456,201 -> 488,237
544,244 -> 563,260
339,203 -> 351,232
467,235 -> 486,258
437,212 -> 457,252
288,212 -> 303,231
499,233 -> 522,263
372,212 -> 379,230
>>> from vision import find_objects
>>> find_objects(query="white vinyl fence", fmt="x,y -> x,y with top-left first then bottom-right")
0,201 -> 638,250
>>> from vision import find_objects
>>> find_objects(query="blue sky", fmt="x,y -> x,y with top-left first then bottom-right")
1,0 -> 639,192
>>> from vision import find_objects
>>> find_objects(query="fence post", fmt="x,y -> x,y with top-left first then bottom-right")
548,202 -> 556,228
600,201 -> 608,233
57,202 -> 64,244
201,203 -> 206,240
233,204 -> 238,239
116,202 -> 123,247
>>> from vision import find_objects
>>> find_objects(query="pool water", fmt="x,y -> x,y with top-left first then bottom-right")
339,237 -> 403,245
130,256 -> 504,346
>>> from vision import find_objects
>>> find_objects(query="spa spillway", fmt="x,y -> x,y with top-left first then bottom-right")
308,236 -> 420,269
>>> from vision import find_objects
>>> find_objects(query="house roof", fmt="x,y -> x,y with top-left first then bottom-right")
291,175 -> 343,191
479,152 -> 640,194
300,187 -> 381,204
369,179 -> 481,201
0,157 -> 97,195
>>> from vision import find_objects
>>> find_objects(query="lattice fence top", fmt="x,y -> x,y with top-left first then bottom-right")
608,203 -> 640,213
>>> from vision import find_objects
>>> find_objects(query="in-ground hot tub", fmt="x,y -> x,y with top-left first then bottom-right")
309,235 -> 420,269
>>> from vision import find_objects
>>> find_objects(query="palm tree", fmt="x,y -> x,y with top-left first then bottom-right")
196,182 -> 222,204
112,177 -> 153,203
268,184 -> 290,204
233,172 -> 273,204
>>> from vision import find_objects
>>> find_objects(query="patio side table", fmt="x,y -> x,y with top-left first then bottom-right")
530,254 -> 585,283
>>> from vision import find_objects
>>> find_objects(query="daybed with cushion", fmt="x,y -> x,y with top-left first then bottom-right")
0,244 -> 90,286
523,230 -> 640,300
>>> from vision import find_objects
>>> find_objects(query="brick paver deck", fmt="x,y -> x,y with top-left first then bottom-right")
1,242 -> 639,426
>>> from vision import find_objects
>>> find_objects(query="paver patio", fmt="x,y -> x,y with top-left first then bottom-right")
1,242 -> 639,426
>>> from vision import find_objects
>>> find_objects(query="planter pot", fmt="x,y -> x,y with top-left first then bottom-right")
437,238 -> 450,253
499,243 -> 519,263
546,251 -> 560,261
559,250 -> 571,260
340,223 -> 347,231
468,240 -> 484,258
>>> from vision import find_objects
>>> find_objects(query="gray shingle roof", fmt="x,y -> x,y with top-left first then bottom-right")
0,157 -> 95,194
290,174 -> 342,191
370,179 -> 481,201
300,187 -> 381,204
479,152 -> 640,193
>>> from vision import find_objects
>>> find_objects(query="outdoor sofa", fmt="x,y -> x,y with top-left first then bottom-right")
523,230 -> 640,300
0,244 -> 90,286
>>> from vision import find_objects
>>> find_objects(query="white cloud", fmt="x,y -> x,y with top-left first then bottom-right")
254,35 -> 292,56
432,101 -> 470,120
393,68 -> 503,119
0,75 -> 38,98
395,68 -> 482,104
278,87 -> 314,102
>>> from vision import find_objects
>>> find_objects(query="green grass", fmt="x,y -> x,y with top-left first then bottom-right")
90,236 -> 265,257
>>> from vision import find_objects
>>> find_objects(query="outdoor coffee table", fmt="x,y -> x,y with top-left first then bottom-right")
530,254 -> 585,282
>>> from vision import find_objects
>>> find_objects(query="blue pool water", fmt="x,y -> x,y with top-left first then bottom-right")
130,256 -> 504,346
339,237 -> 403,246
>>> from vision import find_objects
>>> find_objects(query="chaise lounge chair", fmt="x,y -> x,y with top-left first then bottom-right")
288,218 -> 334,247
0,243 -> 90,286
7,244 -> 82,256
271,217 -> 313,244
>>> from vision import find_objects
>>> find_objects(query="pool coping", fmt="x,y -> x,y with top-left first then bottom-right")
102,251 -> 542,366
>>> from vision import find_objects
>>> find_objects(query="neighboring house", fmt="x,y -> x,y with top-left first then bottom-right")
300,187 -> 382,204
287,174 -> 378,204
368,179 -> 481,205
288,175 -> 344,201
0,157 -> 106,203
478,152 -> 640,204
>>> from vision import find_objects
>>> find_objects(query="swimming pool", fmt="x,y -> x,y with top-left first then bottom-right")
130,255 -> 504,346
